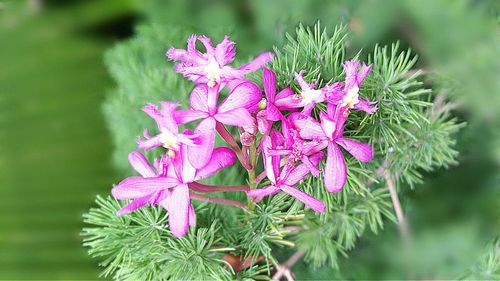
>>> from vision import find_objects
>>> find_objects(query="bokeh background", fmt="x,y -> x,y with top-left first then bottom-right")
0,0 -> 498,279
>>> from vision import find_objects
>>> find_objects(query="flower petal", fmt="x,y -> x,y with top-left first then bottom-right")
336,138 -> 374,163
289,113 -> 325,140
280,185 -> 325,213
215,35 -> 236,65
261,136 -> 280,184
174,109 -> 208,124
143,102 -> 179,133
218,82 -> 262,113
263,68 -> 276,102
238,52 -> 274,74
188,117 -> 216,169
214,108 -> 255,129
195,147 -> 236,180
137,135 -> 162,151
188,204 -> 196,227
246,185 -> 280,200
190,84 -> 210,112
128,151 -> 156,178
283,152 -> 324,186
111,177 -> 178,200
353,98 -> 378,114
324,143 -> 347,193
116,194 -> 153,215
319,111 -> 336,139
167,184 -> 190,238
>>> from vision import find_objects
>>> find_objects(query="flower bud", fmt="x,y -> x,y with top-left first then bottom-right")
240,131 -> 255,146
258,98 -> 267,110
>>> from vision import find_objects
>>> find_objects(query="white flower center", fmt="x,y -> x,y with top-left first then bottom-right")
301,88 -> 322,104
205,58 -> 221,87
341,86 -> 360,108
159,131 -> 178,151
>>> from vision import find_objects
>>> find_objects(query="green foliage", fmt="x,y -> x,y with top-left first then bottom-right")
462,237 -> 500,280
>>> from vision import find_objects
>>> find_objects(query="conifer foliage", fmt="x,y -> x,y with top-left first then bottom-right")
82,23 -> 461,280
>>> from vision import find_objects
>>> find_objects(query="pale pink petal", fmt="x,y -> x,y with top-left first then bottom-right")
188,204 -> 196,227
336,138 -> 374,163
197,35 -> 215,55
324,143 -> 347,193
168,184 -> 190,238
215,35 -> 236,65
319,112 -> 336,140
195,147 -> 236,180
143,102 -> 179,133
343,60 -> 360,89
116,194 -> 153,215
111,177 -> 178,200
261,136 -> 279,184
238,52 -> 274,73
280,185 -> 325,213
137,135 -> 162,150
214,108 -> 255,129
218,82 -> 262,113
180,145 -> 196,183
190,84 -> 210,112
294,70 -> 312,91
128,151 -> 156,178
188,117 -> 216,169
357,64 -> 372,84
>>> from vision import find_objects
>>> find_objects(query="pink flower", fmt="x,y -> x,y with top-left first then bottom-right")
291,104 -> 374,193
167,35 -> 273,88
137,102 -> 198,157
247,131 -> 325,212
256,68 -> 296,133
327,60 -> 377,114
174,82 -> 261,169
273,70 -> 343,115
112,147 -> 237,237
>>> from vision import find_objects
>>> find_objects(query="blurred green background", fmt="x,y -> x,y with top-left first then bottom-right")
0,0 -> 498,279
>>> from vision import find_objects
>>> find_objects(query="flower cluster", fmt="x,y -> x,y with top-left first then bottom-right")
111,35 -> 377,237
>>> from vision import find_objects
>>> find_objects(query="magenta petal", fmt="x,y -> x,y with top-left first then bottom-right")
218,82 -> 262,113
238,52 -> 274,73
280,185 -> 325,213
357,64 -> 372,84
116,194 -> 153,215
168,184 -> 190,238
261,136 -> 279,184
195,147 -> 236,180
174,109 -> 208,124
214,108 -> 255,129
336,138 -> 374,163
289,113 -> 325,140
275,87 -> 294,100
128,151 -> 156,178
188,117 -> 216,169
215,35 -> 236,65
257,110 -> 272,134
275,94 -> 303,110
283,152 -> 324,186
324,143 -> 347,193
111,177 -> 178,200
266,103 -> 282,121
263,68 -> 276,101
353,98 -> 378,114
246,185 -> 280,199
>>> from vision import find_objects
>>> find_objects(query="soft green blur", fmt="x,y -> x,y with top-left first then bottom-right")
1,0 -> 498,279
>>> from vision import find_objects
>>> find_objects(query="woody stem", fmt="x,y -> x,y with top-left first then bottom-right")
216,122 -> 251,170
190,193 -> 247,209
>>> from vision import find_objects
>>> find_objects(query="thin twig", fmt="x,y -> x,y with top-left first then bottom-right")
271,250 -> 305,281
188,182 -> 249,193
384,172 -> 410,245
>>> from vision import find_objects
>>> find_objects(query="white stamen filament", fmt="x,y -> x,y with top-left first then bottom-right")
205,58 -> 221,87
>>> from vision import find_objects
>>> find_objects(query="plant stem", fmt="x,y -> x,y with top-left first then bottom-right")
384,172 -> 410,245
272,249 -> 304,281
190,193 -> 247,209
246,139 -> 258,210
216,122 -> 251,170
188,182 -> 249,193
